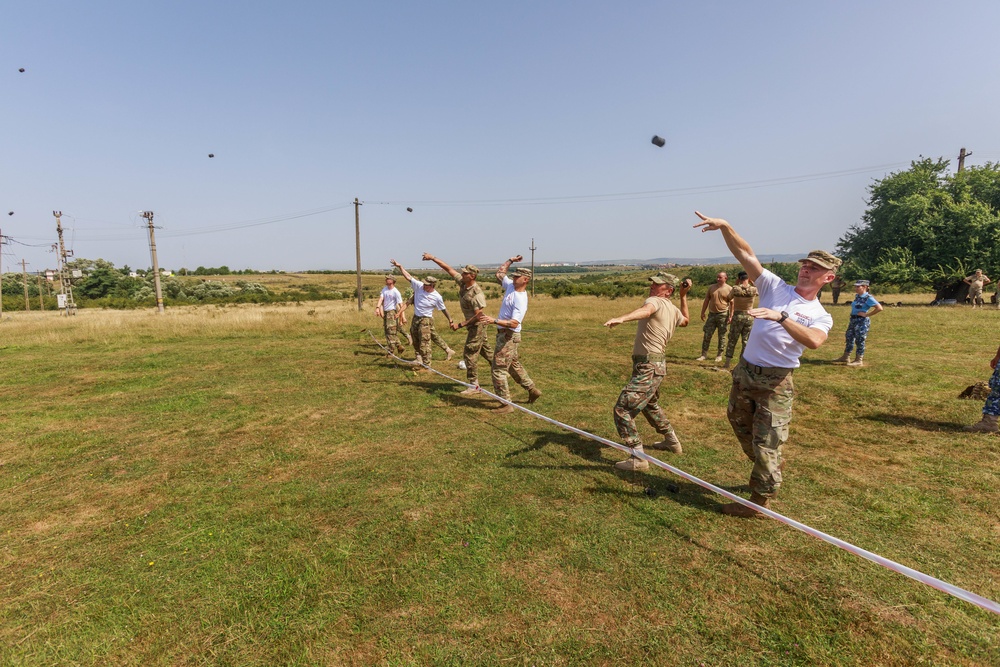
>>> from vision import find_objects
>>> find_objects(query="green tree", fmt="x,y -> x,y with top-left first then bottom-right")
837,158 -> 1000,286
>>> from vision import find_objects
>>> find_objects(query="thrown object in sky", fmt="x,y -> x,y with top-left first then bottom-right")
18,68 -> 25,73
208,153 -> 215,158
7,211 -> 13,216
651,135 -> 666,148
406,207 -> 413,212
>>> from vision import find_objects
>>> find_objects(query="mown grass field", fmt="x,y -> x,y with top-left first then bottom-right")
0,296 -> 997,665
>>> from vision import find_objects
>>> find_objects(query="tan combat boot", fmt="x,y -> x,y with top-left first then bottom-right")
965,414 -> 999,433
527,387 -> 542,404
649,431 -> 682,454
720,491 -> 771,519
491,403 -> 514,415
847,354 -> 864,367
834,351 -> 851,362
614,445 -> 649,471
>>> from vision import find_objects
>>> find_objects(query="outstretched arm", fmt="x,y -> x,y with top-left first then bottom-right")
390,259 -> 415,284
423,253 -> 460,279
604,302 -> 656,328
496,254 -> 523,283
692,212 -> 764,281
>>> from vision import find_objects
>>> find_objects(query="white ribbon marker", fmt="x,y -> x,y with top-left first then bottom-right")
366,330 -> 1000,616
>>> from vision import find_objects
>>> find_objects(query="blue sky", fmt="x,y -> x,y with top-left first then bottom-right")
3,1 -> 999,272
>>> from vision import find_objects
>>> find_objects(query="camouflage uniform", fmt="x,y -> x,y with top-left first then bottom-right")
728,361 -> 794,498
702,311 -> 728,357
410,316 -> 433,363
382,308 -> 404,353
613,355 -> 678,446
492,330 -> 535,401
407,292 -> 451,355
725,283 -> 757,362
455,275 -> 494,385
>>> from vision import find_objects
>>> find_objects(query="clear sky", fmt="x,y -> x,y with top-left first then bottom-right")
3,1 -> 999,273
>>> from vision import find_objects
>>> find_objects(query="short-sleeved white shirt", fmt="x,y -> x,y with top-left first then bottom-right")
410,278 -> 445,317
742,269 -> 833,369
497,276 -> 528,333
380,286 -> 403,311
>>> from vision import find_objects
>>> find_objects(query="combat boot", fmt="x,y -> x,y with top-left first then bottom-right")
491,403 -> 514,415
614,445 -> 649,471
720,491 -> 771,519
834,351 -> 851,362
649,431 -> 682,454
527,387 -> 542,404
847,354 -> 864,367
965,414 -> 999,433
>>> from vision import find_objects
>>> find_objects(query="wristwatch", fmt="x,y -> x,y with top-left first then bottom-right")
777,311 -> 789,323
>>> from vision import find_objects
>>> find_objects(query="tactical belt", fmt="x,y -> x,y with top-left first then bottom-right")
633,354 -> 666,363
740,359 -> 793,376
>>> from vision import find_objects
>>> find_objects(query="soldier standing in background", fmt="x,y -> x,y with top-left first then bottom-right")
833,280 -> 883,367
723,271 -> 757,369
697,271 -> 732,363
374,274 -> 406,355
830,275 -> 846,305
964,269 -> 991,309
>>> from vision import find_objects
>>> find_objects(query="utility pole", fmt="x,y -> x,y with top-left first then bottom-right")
354,198 -> 363,311
36,272 -> 44,311
958,147 -> 972,173
140,211 -> 165,313
20,259 -> 29,311
0,227 -> 4,319
53,211 -> 77,315
529,238 -> 537,297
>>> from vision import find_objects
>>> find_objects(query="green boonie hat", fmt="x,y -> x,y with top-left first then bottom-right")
423,276 -> 439,285
648,271 -> 679,286
798,250 -> 842,271
461,264 -> 480,275
384,274 -> 396,281
511,267 -> 532,278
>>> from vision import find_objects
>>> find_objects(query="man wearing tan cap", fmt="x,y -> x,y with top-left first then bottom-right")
694,212 -> 840,518
604,272 -> 691,470
374,274 -> 406,355
477,255 -> 541,414
389,259 -> 455,369
422,252 -> 495,393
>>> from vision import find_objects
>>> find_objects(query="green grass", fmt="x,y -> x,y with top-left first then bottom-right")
0,297 -> 997,665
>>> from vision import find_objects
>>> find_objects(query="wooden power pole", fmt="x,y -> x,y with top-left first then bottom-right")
20,259 -> 29,311
354,198 -> 363,311
53,211 -> 77,315
958,147 -> 972,173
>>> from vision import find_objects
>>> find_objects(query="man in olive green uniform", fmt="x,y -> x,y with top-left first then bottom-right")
604,273 -> 691,470
698,271 -> 732,363
423,252 -> 494,394
723,271 -> 757,369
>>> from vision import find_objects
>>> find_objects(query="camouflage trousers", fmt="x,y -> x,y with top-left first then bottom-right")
843,316 -> 871,357
491,330 -> 535,401
724,311 -> 753,361
430,327 -> 452,352
970,288 -> 984,306
410,316 -> 434,364
984,365 -> 1000,417
382,309 -> 404,352
463,323 -> 494,385
702,311 -> 728,356
613,356 -> 676,447
727,360 -> 795,498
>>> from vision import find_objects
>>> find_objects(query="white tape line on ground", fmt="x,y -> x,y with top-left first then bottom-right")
365,330 -> 1000,616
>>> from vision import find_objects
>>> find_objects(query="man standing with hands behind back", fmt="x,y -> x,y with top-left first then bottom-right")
693,211 -> 840,518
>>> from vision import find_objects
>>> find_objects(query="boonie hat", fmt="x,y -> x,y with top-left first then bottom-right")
648,271 -> 679,286
798,250 -> 842,271
423,276 -> 439,285
511,267 -> 532,278
854,280 -> 870,287
461,264 -> 480,275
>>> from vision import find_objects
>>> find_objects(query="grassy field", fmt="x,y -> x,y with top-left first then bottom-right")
0,296 -> 997,665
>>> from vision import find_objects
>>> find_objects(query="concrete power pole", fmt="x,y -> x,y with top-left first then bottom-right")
0,227 -> 4,319
354,198 -> 363,311
20,259 -> 29,311
958,147 -> 972,173
53,211 -> 77,315
529,238 -> 537,297
140,211 -> 165,313
36,272 -> 44,311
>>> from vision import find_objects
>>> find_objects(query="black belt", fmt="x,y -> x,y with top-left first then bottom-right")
740,359 -> 793,376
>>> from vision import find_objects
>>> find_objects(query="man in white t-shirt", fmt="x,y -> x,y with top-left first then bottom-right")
693,212 -> 841,518
390,259 -> 455,369
477,255 -> 541,414
374,274 -> 406,355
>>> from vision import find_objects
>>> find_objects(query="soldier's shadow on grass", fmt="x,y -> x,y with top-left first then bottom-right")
505,429 -> 732,514
860,413 -> 967,432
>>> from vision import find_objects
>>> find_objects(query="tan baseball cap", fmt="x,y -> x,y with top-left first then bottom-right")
511,267 -> 532,278
648,272 -> 680,286
423,276 -> 439,285
461,264 -> 480,275
798,250 -> 842,271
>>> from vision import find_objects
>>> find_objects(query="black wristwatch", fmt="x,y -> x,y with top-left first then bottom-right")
777,311 -> 789,323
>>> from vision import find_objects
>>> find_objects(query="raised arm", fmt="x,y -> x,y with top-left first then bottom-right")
495,254 -> 523,283
390,259 -> 415,284
604,302 -> 657,328
423,252 -> 460,279
692,212 -> 764,281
